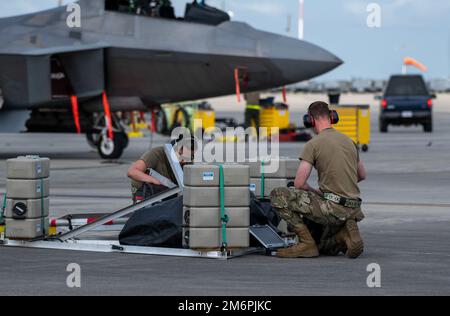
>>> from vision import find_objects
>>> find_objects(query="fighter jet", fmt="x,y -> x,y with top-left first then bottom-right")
0,0 -> 342,159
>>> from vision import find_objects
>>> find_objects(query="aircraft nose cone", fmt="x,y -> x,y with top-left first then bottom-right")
216,22 -> 342,84
262,35 -> 343,83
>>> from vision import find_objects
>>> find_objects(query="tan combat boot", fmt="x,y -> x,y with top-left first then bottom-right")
336,219 -> 364,259
277,224 -> 319,258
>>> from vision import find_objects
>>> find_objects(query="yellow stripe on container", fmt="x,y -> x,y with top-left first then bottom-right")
333,105 -> 371,151
193,110 -> 215,132
260,106 -> 290,137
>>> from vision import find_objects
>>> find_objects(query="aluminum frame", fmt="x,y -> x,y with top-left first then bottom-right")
0,238 -> 262,260
57,187 -> 181,241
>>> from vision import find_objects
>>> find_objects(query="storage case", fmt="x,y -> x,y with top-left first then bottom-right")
182,227 -> 249,249
6,156 -> 50,179
183,207 -> 250,228
250,178 -> 292,198
6,178 -> 50,199
183,164 -> 249,187
247,158 -> 299,179
5,218 -> 49,239
183,186 -> 249,207
4,198 -> 50,219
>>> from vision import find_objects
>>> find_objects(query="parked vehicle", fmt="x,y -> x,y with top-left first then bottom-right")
377,75 -> 436,133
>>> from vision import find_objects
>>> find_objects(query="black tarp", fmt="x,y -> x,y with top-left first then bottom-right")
119,193 -> 281,248
119,196 -> 183,248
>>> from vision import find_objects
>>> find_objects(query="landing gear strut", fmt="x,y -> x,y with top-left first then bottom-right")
87,113 -> 129,160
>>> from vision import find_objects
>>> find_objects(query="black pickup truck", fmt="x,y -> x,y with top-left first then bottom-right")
378,75 -> 436,133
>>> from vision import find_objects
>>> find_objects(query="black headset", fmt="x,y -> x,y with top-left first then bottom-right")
170,133 -> 184,147
170,134 -> 198,151
303,107 -> 339,129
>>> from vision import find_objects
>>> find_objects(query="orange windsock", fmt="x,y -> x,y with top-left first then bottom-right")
404,57 -> 428,72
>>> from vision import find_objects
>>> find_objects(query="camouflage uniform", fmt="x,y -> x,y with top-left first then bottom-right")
271,187 -> 365,255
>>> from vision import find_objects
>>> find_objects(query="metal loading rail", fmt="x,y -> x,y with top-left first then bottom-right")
2,239 -> 262,260
55,187 -> 181,241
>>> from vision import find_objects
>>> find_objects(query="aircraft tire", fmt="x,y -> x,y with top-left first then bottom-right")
97,132 -> 128,160
170,107 -> 190,133
86,132 -> 101,149
156,110 -> 168,135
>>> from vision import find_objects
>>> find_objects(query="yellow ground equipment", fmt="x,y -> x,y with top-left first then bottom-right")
127,111 -> 145,139
333,105 -> 371,152
259,101 -> 290,137
157,102 -> 215,135
192,103 -> 216,135
260,103 -> 290,130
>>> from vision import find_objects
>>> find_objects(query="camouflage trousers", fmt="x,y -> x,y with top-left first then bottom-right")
270,187 -> 365,256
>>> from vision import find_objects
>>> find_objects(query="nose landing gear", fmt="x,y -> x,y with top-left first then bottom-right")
86,113 -> 129,160
97,131 -> 129,160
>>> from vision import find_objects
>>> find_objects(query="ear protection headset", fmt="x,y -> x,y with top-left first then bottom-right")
303,107 -> 339,129
170,134 -> 185,147
170,134 -> 198,151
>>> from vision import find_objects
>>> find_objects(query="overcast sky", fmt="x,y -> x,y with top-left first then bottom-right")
1,0 -> 449,80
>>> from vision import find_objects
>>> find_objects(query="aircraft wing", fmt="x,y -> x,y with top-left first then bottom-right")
0,1 -> 108,56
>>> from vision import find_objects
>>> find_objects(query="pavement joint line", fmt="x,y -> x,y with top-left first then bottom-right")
390,251 -> 450,258
50,194 -> 130,199
365,171 -> 450,176
51,165 -> 123,171
1,192 -> 450,208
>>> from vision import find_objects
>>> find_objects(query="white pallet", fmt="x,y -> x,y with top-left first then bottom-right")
0,238 -> 261,260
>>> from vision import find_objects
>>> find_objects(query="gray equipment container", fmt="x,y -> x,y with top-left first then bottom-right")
250,178 -> 292,198
247,158 -> 299,179
184,164 -> 250,187
5,217 -> 49,239
6,178 -> 50,199
183,207 -> 250,228
7,156 -> 50,179
184,186 -> 249,207
183,227 -> 249,249
4,198 -> 50,219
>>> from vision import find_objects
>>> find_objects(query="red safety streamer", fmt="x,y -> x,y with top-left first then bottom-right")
140,111 -> 150,130
282,86 -> 287,103
102,91 -> 114,140
70,95 -> 81,134
234,68 -> 241,103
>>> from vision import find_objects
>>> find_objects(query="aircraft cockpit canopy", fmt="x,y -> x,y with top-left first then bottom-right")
105,0 -> 230,25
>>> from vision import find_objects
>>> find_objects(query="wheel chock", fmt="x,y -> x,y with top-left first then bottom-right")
127,131 -> 144,138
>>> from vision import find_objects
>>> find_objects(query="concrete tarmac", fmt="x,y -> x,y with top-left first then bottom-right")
0,98 -> 449,295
